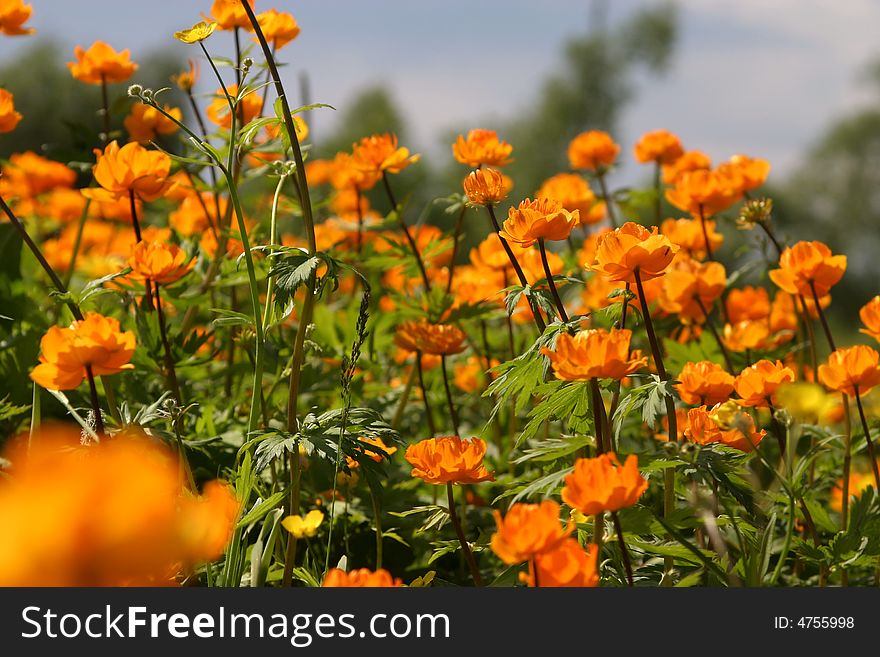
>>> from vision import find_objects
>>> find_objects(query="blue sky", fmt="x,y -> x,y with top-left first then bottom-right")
3,0 -> 879,185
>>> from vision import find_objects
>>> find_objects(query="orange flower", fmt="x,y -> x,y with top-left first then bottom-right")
684,403 -> 766,452
0,425 -> 238,586
716,154 -> 770,194
170,192 -> 228,235
541,328 -> 646,381
209,0 -> 254,31
660,217 -> 723,260
405,436 -> 494,485
171,59 -> 199,92
351,133 -> 420,175
657,256 -> 726,324
30,312 -> 136,390
0,88 -> 21,133
722,320 -> 772,353
818,346 -> 880,397
726,286 -> 770,324
83,140 -> 173,203
567,130 -> 619,171
128,240 -> 194,286
734,360 -> 796,407
633,129 -> 684,165
394,320 -> 467,356
67,41 -> 138,85
0,151 -> 76,198
662,150 -> 711,185
124,103 -> 182,143
463,167 -> 508,206
675,360 -> 735,406
522,540 -> 599,588
453,355 -> 498,393
356,436 -> 398,463
860,296 -> 880,342
562,453 -> 648,515
322,568 -> 403,587
490,500 -> 573,564
0,0 -> 33,35
665,169 -> 739,217
206,84 -> 262,129
768,241 -> 847,298
831,471 -> 876,513
499,197 -> 579,247
452,129 -> 513,168
255,9 -> 300,49
536,173 -> 604,225
591,221 -> 679,284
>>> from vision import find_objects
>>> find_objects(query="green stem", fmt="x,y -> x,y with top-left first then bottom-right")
63,198 -> 91,287
440,354 -> 461,437
262,174 -> 287,329
597,172 -> 618,229
611,510 -> 634,586
854,388 -> 880,490
446,482 -> 482,586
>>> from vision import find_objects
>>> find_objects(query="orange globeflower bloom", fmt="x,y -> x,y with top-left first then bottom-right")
128,240 -> 194,286
30,312 -> 136,390
660,217 -> 723,260
322,568 -> 403,587
562,453 -> 648,515
658,256 -> 727,324
675,360 -> 735,406
717,154 -> 770,194
67,41 -> 138,85
684,403 -> 766,452
255,9 -> 300,49
0,151 -> 77,198
490,500 -> 573,565
357,436 -> 398,463
394,320 -> 467,356
591,221 -> 679,284
452,129 -> 513,168
831,471 -> 875,513
209,0 -> 254,31
83,140 -> 173,203
518,247 -> 564,284
818,346 -> 880,397
860,296 -> 880,342
541,328 -> 646,381
0,425 -> 238,586
0,88 -> 22,133
206,84 -> 262,129
523,539 -> 599,588
665,169 -> 739,218
567,130 -> 620,171
329,151 -> 380,192
726,285 -> 771,324
722,320 -> 772,353
124,103 -> 182,143
662,149 -> 711,185
735,360 -> 796,408
536,173 -> 604,225
499,197 -> 579,247
633,129 -> 684,165
405,436 -> 494,485
0,0 -> 33,35
351,133 -> 419,175
463,167 -> 508,206
768,241 -> 847,298
171,59 -> 199,92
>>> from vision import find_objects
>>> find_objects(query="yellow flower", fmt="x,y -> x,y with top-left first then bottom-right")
281,510 -> 324,539
174,21 -> 217,44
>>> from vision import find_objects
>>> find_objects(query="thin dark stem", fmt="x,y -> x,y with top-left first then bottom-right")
596,172 -> 618,228
695,296 -> 734,373
85,365 -> 105,436
797,294 -> 819,377
758,220 -> 784,257
381,172 -> 432,291
590,378 -> 605,455
154,283 -> 183,406
445,204 -> 468,294
698,205 -> 715,261
233,27 -> 242,87
440,355 -> 461,437
611,510 -> 634,586
416,353 -> 437,438
486,205 -> 546,332
538,238 -> 569,323
854,388 -> 880,490
446,482 -> 483,586
809,280 -> 836,352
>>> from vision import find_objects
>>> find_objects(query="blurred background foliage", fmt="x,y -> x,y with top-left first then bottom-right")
0,1 -> 876,334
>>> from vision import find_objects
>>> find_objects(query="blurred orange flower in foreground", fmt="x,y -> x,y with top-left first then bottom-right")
405,436 -> 494,485
84,140 -> 174,203
0,425 -> 238,586
67,41 -> 138,85
0,0 -> 33,36
30,312 -> 136,390
542,328 -> 646,381
322,568 -> 403,587
562,452 -> 648,515
818,345 -> 880,397
491,500 -> 573,564
452,129 -> 513,168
